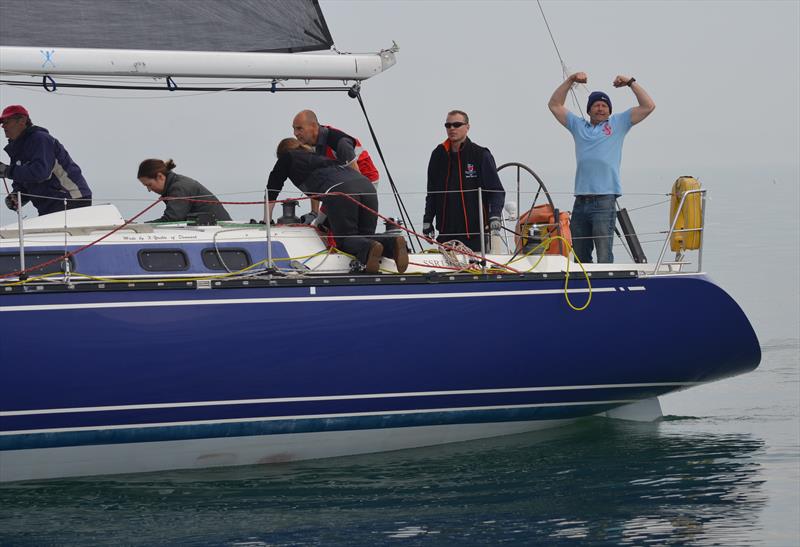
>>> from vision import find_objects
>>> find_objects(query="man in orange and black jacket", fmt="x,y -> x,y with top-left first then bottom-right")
291,109 -> 380,223
423,110 -> 505,252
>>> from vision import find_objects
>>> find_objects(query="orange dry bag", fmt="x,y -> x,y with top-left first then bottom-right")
515,204 -> 572,257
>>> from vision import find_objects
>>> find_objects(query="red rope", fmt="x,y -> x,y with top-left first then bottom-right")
325,191 -> 520,273
3,190 -> 518,281
161,195 -> 313,206
1,193 -> 313,280
1,198 -> 163,279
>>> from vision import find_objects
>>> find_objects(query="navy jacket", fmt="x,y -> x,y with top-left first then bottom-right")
4,125 -> 92,215
267,149 -> 354,201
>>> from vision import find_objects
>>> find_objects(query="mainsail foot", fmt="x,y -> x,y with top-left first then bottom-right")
0,0 -> 396,82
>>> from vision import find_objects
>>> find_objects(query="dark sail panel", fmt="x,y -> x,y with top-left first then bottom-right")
0,0 -> 333,53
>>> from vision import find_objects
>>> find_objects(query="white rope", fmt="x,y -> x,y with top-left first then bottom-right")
438,240 -> 476,270
536,0 -> 587,120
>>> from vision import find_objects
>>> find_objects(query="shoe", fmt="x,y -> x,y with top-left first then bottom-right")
394,236 -> 409,273
365,241 -> 384,274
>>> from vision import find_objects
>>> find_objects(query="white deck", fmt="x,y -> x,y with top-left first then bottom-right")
0,205 -> 690,278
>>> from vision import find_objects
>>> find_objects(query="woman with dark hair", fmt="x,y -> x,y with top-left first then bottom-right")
137,159 -> 231,223
267,138 -> 407,274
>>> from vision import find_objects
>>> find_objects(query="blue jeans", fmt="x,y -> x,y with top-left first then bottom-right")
571,195 -> 617,263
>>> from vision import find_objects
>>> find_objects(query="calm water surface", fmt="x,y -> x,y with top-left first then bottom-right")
1,171 -> 798,545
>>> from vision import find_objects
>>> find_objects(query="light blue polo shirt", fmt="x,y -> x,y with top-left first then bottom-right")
566,109 -> 632,195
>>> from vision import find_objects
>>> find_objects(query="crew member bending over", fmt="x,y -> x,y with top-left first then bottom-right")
267,138 -> 407,274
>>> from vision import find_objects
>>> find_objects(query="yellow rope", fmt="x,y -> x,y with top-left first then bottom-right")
501,236 -> 592,311
0,250 -> 334,286
2,243 -> 592,310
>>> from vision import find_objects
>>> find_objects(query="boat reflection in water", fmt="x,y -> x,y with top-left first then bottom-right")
0,419 -> 767,544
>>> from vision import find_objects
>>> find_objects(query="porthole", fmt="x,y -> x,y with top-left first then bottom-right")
138,249 -> 189,271
0,252 -> 74,275
202,248 -> 251,271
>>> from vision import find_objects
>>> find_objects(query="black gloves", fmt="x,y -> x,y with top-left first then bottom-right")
300,211 -> 318,225
5,193 -> 19,211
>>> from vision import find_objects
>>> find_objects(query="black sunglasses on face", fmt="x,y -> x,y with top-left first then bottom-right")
444,122 -> 467,129
0,116 -> 24,125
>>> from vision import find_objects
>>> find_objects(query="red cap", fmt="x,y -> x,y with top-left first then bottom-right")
0,105 -> 30,121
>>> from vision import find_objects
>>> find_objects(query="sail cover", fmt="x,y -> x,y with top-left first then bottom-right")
0,0 -> 333,53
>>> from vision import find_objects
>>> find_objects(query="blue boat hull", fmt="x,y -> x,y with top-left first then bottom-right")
0,273 -> 760,480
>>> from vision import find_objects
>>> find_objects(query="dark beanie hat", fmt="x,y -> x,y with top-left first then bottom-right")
587,91 -> 612,114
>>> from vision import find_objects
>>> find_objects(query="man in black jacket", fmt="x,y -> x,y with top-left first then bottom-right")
423,110 -> 505,252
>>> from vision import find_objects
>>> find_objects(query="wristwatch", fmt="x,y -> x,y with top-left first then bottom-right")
627,77 -> 636,87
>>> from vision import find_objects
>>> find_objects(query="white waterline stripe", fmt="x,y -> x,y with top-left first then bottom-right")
1,399 -> 638,436
1,287 -> 619,313
628,286 -> 647,291
2,381 -> 697,417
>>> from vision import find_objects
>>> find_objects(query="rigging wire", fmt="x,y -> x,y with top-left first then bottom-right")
352,88 -> 422,252
536,0 -> 586,119
0,78 -> 354,99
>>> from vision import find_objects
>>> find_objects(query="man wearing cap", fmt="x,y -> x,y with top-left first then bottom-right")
548,73 -> 655,263
0,105 -> 92,216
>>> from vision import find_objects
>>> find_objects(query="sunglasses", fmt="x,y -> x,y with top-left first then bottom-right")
444,122 -> 467,129
0,116 -> 24,125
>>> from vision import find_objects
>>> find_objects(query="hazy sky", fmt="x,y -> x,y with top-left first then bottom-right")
0,0 -> 798,223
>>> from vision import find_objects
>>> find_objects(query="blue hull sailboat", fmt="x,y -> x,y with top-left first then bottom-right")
0,1 -> 760,482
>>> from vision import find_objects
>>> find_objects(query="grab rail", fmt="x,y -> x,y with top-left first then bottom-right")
652,188 -> 707,274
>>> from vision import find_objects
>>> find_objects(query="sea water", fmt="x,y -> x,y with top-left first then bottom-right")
1,168 -> 798,545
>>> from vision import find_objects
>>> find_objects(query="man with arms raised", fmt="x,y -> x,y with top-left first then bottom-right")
548,73 -> 655,263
